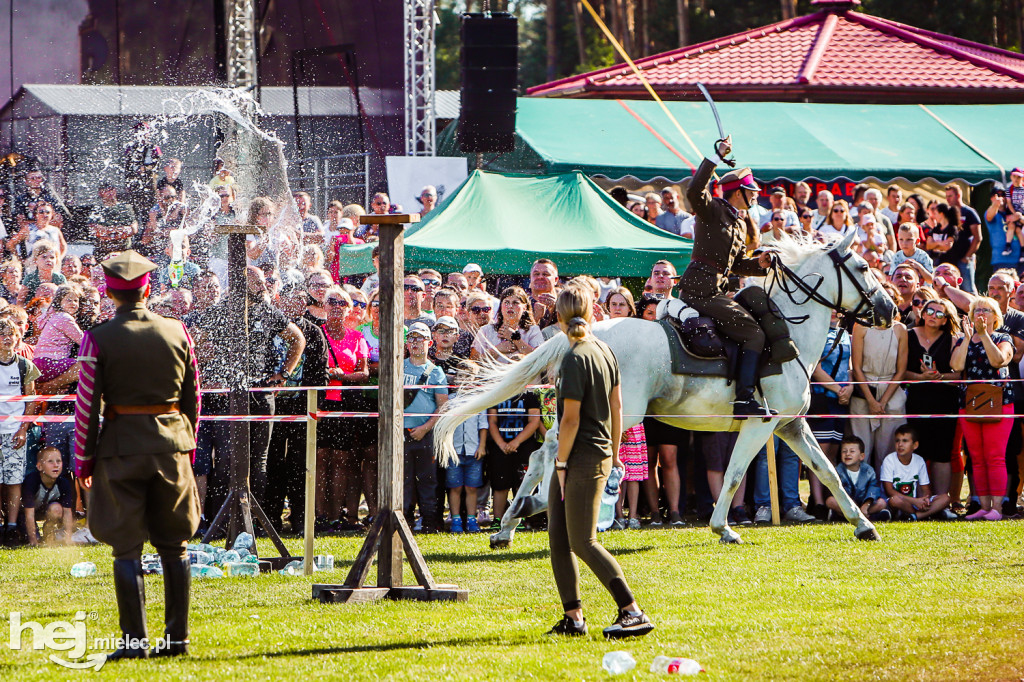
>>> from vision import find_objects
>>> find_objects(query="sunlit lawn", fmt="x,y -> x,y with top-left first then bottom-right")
2,520 -> 1023,681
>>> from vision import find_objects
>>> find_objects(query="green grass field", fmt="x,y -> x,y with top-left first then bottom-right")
2,521 -> 1023,681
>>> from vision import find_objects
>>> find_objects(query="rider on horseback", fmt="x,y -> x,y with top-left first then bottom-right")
680,137 -> 782,419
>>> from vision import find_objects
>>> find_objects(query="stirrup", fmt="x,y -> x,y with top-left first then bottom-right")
732,398 -> 777,420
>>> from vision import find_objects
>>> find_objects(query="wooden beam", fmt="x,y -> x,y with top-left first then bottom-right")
377,221 -> 406,587
357,214 -> 420,225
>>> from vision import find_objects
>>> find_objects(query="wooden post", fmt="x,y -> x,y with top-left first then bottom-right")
303,388 -> 317,576
312,213 -> 467,604
376,217 -> 406,587
767,437 -> 781,526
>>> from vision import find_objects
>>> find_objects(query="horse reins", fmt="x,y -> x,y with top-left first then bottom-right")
765,248 -> 883,358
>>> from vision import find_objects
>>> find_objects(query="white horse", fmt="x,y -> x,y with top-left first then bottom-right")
435,231 -> 895,546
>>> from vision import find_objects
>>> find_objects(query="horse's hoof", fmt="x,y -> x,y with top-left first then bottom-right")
855,525 -> 880,541
717,528 -> 744,544
489,534 -> 510,549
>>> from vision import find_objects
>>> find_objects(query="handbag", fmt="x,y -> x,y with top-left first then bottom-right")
964,383 -> 1003,423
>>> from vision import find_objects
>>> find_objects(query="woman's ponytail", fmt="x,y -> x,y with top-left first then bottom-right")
566,315 -> 589,342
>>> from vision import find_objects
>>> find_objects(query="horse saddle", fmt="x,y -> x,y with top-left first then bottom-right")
655,298 -> 784,380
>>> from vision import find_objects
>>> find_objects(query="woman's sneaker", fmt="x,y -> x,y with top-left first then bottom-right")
627,518 -> 641,530
546,615 -> 587,636
603,609 -> 654,639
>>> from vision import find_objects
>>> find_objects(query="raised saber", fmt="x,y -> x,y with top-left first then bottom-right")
696,82 -> 736,167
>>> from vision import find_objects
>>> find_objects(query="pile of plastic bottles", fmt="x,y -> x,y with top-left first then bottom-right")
125,532 -> 262,579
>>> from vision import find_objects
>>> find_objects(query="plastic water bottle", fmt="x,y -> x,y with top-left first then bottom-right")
597,466 -> 626,532
602,651 -> 636,675
279,559 -> 305,576
190,565 -> 224,579
313,555 -> 334,571
168,261 -> 184,288
220,550 -> 241,564
70,562 -> 97,577
232,532 -> 255,551
242,554 -> 259,564
223,562 -> 259,577
188,550 -> 214,565
650,656 -> 704,675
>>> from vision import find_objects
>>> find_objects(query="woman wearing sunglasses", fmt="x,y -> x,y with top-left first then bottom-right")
316,286 -> 371,532
818,199 -> 860,246
904,298 -> 962,509
470,286 -> 543,363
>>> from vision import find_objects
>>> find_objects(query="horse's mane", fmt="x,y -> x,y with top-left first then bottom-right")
767,231 -> 833,268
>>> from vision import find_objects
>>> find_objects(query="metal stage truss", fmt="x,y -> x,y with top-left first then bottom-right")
404,0 -> 436,156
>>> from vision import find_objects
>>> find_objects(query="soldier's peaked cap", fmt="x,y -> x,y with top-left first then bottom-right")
101,250 -> 157,290
720,168 -> 760,194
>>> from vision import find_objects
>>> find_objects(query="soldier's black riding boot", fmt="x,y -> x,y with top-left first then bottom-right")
107,559 -> 149,660
152,555 -> 190,657
733,350 -> 777,419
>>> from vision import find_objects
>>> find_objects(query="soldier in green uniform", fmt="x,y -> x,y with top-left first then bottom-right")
74,250 -> 201,659
680,138 -> 775,418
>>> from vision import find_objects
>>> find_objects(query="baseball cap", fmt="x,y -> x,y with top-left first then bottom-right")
407,322 -> 431,339
337,217 -> 355,231
770,186 -> 786,195
462,263 -> 482,274
1011,167 -> 1024,177
434,316 -> 459,330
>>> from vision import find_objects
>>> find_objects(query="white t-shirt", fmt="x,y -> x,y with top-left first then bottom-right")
880,452 -> 930,498
0,357 -> 27,435
881,207 -> 901,226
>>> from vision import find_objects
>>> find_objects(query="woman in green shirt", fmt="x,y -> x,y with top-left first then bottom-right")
546,282 -> 653,640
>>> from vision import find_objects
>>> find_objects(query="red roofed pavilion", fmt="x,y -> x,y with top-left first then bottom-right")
527,0 -> 1024,104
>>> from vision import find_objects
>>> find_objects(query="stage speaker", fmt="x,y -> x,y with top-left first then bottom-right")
459,12 -> 518,153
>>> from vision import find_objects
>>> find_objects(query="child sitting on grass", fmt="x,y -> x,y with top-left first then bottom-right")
880,425 -> 952,521
444,363 -> 487,534
826,436 -> 889,522
22,446 -> 73,545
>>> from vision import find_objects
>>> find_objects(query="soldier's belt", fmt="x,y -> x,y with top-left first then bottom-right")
104,402 -> 180,420
689,255 -> 728,275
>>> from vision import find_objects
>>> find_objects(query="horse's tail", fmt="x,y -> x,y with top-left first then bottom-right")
434,333 -> 570,467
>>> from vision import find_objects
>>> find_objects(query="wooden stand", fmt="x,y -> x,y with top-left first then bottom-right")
313,213 -> 467,604
202,223 -> 294,570
766,437 -> 781,526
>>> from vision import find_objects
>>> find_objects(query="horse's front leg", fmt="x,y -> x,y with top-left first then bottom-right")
490,426 -> 557,549
775,418 -> 878,540
710,419 -> 779,544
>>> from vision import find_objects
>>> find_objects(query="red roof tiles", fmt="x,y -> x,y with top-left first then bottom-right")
526,1 -> 1024,103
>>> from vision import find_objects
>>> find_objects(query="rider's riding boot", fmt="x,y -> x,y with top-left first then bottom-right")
735,287 -> 799,364
733,349 -> 777,419
107,559 -> 149,660
152,554 -> 191,657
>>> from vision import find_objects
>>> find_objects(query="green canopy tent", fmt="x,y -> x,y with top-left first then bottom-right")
437,99 -> 1024,185
333,169 -> 692,277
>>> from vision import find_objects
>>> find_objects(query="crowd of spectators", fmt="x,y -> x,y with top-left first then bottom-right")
1,155 -> 1023,549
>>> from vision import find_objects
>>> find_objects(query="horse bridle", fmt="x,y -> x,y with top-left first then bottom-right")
767,248 -> 883,333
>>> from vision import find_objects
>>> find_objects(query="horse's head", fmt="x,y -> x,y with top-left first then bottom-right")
825,230 -> 896,328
